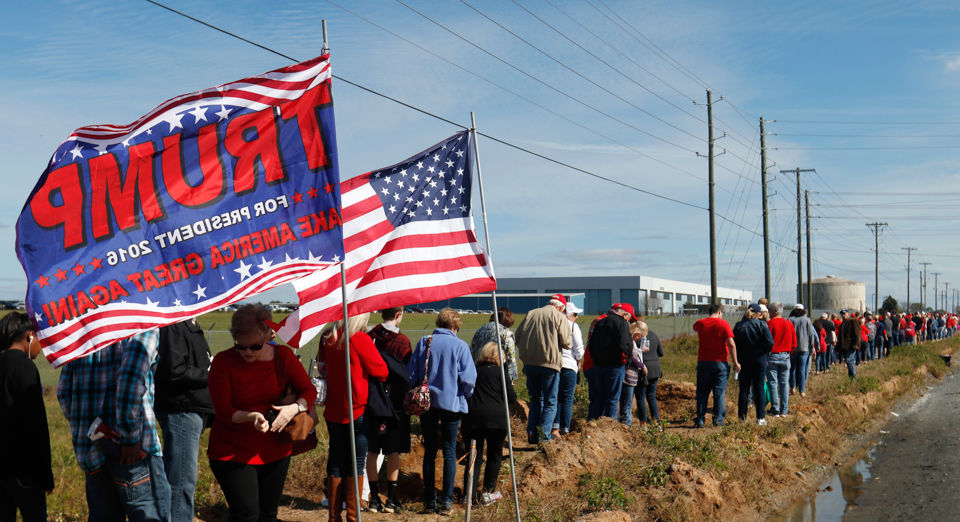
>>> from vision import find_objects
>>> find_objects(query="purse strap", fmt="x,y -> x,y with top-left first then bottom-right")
421,336 -> 432,386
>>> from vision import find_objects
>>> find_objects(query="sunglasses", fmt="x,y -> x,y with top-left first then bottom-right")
234,342 -> 264,352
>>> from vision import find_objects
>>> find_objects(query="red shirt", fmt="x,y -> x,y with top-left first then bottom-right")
318,330 -> 388,424
208,345 -> 317,464
818,327 -> 827,353
768,317 -> 797,354
860,324 -> 869,342
693,316 -> 734,362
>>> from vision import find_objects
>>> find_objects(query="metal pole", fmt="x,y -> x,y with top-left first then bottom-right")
465,439 -> 477,520
760,117 -> 771,300
339,264 -> 361,520
324,22 -> 361,520
805,190 -> 812,311
707,90 -> 718,304
470,112 -> 522,522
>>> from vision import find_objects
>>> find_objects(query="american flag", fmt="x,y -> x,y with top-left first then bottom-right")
18,55 -> 343,367
274,131 -> 497,347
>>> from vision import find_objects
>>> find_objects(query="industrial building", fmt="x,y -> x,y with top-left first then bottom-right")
419,275 -> 752,315
808,275 -> 866,314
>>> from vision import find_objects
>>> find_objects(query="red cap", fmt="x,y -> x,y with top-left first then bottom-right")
616,303 -> 638,322
550,294 -> 568,307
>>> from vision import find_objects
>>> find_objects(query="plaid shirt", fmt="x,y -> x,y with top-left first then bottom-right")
58,330 -> 161,472
470,322 -> 519,381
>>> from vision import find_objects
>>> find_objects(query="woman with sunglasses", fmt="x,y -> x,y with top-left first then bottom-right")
207,304 -> 316,522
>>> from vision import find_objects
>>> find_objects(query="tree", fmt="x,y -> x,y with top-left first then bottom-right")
880,295 -> 899,314
909,302 -> 925,313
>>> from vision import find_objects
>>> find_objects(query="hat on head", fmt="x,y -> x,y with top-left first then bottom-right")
616,303 -> 638,322
758,304 -> 769,313
748,303 -> 762,313
795,304 -> 805,310
550,294 -> 567,307
566,302 -> 583,315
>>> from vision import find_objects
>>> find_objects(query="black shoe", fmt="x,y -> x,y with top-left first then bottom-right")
422,498 -> 437,514
527,433 -> 539,444
368,494 -> 382,513
437,500 -> 454,515
383,498 -> 400,513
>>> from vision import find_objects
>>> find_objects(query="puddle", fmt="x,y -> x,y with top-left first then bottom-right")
772,443 -> 878,521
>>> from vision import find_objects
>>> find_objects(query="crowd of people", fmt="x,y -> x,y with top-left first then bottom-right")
1,296 -> 954,521
693,299 -> 958,427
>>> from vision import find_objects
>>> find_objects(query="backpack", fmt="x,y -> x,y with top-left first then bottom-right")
403,336 -> 432,416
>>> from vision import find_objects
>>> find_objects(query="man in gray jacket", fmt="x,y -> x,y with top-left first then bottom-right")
516,294 -> 572,443
788,304 -> 817,397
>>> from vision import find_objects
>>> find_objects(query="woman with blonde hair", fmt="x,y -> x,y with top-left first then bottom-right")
408,308 -> 476,515
318,313 -> 388,521
462,342 -> 516,506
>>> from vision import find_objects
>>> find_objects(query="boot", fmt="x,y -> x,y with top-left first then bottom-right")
344,477 -> 360,522
327,477 -> 344,522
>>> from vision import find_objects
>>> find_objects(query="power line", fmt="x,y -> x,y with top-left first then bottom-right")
774,132 -> 960,138
144,0 -> 786,249
776,145 -> 960,151
774,119 -> 960,125
325,0 -> 718,187
394,0 -> 703,154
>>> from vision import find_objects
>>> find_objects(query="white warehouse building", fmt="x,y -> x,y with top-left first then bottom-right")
494,275 -> 753,316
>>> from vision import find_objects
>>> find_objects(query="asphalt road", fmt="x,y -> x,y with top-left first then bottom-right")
844,372 -> 960,521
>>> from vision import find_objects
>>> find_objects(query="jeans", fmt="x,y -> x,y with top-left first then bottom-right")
326,414 -> 368,478
738,356 -> 767,421
840,350 -> 857,378
209,458 -> 290,522
617,382 -> 636,426
555,368 -> 578,433
816,351 -> 827,373
0,476 -> 46,522
791,351 -> 811,393
523,366 -> 559,441
636,377 -> 660,423
157,411 -> 204,522
85,454 -> 171,522
420,409 -> 461,506
462,427 -> 506,496
766,352 -> 791,415
695,361 -> 730,426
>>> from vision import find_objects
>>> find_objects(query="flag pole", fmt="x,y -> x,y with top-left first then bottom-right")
324,23 -> 362,520
470,112 -> 521,521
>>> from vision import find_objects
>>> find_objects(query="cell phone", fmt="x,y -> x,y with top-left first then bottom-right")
264,408 -> 279,426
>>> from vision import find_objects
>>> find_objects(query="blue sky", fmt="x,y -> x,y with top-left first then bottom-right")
4,0 -> 960,309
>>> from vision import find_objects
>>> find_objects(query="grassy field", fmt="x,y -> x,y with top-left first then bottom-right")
7,307 -> 712,519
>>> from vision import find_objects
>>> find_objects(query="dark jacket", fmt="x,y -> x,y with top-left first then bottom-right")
464,362 -> 516,432
839,318 -> 862,352
155,321 -> 214,415
0,349 -> 54,490
642,330 -> 665,380
588,313 -> 632,367
733,318 -> 775,360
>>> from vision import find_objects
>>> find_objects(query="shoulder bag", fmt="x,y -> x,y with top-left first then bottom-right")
403,336 -> 432,416
272,347 -> 318,455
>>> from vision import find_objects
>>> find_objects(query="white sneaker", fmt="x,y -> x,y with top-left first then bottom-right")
757,418 -> 767,426
480,492 -> 502,506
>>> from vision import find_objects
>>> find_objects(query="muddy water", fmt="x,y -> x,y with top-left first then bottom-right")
772,443 -> 878,521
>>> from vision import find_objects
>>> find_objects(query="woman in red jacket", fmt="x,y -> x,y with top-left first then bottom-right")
318,313 -> 388,521
208,304 -> 317,522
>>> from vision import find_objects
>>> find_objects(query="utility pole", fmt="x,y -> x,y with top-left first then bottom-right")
920,262 -> 932,310
902,247 -> 916,312
865,222 -> 888,312
705,91 -> 719,304
760,117 -> 771,300
944,282 -> 950,311
932,272 -> 941,311
805,190 -> 813,309
782,168 -> 815,306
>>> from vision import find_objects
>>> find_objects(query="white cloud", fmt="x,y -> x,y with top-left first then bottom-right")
946,55 -> 960,71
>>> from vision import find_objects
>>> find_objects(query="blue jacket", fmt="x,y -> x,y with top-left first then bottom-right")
408,328 -> 476,413
733,318 -> 774,360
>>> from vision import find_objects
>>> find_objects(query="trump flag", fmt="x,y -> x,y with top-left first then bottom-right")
17,55 -> 344,366
273,131 -> 497,347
